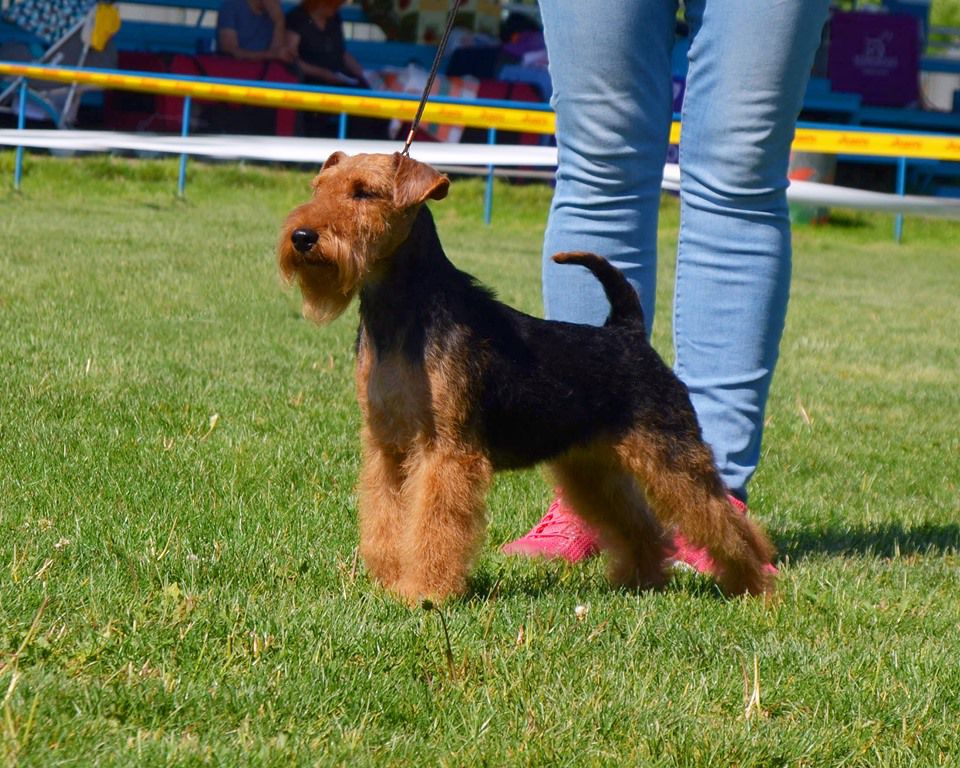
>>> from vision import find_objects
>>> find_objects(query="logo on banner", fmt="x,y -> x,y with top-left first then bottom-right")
854,31 -> 899,76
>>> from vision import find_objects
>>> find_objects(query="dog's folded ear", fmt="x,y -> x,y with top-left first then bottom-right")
393,153 -> 450,209
312,152 -> 348,190
322,151 -> 347,171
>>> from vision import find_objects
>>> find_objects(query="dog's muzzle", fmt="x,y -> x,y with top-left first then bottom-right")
291,228 -> 319,253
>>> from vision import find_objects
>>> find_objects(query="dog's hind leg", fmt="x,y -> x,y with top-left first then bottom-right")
395,445 -> 492,604
551,447 -> 671,591
614,429 -> 775,596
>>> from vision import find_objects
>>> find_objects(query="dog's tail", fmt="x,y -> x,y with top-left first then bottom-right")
552,251 -> 645,332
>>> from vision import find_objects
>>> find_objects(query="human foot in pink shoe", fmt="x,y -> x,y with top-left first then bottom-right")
669,495 -> 778,577
501,495 -> 601,563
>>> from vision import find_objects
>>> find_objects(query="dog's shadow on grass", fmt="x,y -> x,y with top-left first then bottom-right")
775,521 -> 960,564
466,561 -> 729,604
466,566 -> 580,603
466,520 -> 960,603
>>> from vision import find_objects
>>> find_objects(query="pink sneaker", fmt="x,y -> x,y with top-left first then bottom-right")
669,495 -> 778,576
501,495 -> 601,563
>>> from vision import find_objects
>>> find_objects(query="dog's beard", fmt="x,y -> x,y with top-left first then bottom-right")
278,230 -> 366,324
292,260 -> 357,324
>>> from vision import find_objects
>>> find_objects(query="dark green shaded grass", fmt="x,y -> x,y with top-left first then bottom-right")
1,153 -> 959,766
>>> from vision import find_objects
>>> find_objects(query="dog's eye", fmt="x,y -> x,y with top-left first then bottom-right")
352,183 -> 378,201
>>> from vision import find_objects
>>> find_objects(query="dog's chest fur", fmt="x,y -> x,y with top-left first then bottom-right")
360,342 -> 433,449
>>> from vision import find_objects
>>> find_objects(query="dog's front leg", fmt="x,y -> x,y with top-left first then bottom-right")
357,425 -> 408,591
394,443 -> 492,604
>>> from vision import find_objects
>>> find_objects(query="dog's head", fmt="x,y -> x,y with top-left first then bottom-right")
278,152 -> 449,324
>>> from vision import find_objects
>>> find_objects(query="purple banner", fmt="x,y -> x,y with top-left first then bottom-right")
828,11 -> 921,107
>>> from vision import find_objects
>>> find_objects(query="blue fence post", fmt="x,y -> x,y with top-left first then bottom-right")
14,80 -> 27,191
894,156 -> 907,243
338,112 -> 348,139
484,126 -> 496,225
178,95 -> 192,198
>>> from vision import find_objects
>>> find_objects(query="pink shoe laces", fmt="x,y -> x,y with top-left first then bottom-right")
501,496 -> 601,563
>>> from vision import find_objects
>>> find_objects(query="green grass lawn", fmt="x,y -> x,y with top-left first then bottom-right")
1,153 -> 959,766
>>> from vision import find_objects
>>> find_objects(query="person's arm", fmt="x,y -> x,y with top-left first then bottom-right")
218,27 -> 273,60
342,51 -> 368,85
263,0 -> 292,61
296,57 -> 357,85
284,28 -> 300,62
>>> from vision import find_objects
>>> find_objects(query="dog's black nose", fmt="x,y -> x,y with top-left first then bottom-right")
291,227 -> 319,253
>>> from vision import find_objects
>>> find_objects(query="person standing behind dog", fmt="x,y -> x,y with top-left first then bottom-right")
216,0 -> 290,61
503,0 -> 832,572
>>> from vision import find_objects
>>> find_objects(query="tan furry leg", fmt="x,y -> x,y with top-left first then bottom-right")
357,426 -> 407,590
552,448 -> 671,591
394,446 -> 492,605
615,430 -> 775,596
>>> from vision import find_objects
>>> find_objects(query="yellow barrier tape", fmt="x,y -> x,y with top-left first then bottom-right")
792,126 -> 960,162
3,62 -> 960,160
0,62 -> 556,135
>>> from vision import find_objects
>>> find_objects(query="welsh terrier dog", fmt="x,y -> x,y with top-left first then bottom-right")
278,152 -> 775,604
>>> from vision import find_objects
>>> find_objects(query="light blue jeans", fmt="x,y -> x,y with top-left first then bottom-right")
540,0 -> 830,501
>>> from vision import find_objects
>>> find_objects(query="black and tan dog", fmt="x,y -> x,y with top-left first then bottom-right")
278,152 -> 775,604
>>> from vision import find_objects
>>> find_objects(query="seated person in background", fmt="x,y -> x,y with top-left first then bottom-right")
285,0 -> 369,88
217,0 -> 291,61
212,0 -> 291,134
286,0 -> 387,138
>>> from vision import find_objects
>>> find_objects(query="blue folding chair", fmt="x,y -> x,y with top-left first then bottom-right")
0,0 -> 118,126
